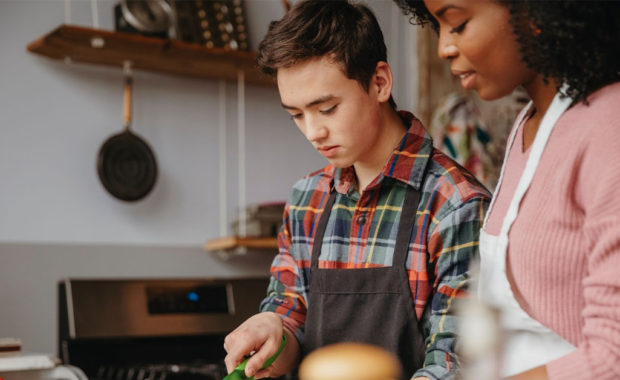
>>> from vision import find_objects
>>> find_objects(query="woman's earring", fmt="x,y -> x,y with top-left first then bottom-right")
528,22 -> 542,36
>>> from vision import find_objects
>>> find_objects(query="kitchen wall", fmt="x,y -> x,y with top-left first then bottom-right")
0,0 -> 418,354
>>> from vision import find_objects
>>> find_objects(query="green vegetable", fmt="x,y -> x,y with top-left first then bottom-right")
223,334 -> 287,380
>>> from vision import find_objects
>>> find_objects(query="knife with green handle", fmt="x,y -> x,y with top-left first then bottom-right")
223,334 -> 287,380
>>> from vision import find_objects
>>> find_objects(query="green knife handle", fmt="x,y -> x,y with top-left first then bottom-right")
224,334 -> 287,380
261,334 -> 287,369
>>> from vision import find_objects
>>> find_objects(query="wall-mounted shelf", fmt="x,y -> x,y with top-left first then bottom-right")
204,236 -> 278,252
26,24 -> 275,86
27,24 -> 279,254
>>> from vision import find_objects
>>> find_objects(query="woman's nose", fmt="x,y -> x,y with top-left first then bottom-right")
437,31 -> 458,60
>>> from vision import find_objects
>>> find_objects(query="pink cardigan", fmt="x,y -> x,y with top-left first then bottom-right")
484,82 -> 620,379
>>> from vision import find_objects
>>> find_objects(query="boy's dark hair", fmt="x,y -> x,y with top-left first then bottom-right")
258,0 -> 397,108
394,0 -> 620,104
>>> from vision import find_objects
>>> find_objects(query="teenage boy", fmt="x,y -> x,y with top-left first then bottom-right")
223,1 -> 490,379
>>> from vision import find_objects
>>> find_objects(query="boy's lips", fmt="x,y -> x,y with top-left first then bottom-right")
317,145 -> 340,158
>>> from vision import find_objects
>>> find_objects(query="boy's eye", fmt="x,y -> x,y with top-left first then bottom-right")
320,105 -> 337,115
450,20 -> 469,34
290,113 -> 303,120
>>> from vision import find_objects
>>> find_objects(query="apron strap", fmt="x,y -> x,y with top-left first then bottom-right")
311,155 -> 429,270
499,89 -> 572,236
310,185 -> 420,269
482,101 -> 533,229
393,186 -> 421,268
311,191 -> 337,269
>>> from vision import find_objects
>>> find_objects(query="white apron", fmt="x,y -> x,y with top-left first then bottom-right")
478,90 -> 576,377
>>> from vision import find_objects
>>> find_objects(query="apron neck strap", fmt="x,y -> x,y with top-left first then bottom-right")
393,186 -> 421,267
310,186 -> 421,269
499,87 -> 573,237
482,101 -> 533,230
311,191 -> 338,269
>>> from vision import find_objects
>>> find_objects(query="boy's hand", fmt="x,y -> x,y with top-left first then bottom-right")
224,312 -> 299,379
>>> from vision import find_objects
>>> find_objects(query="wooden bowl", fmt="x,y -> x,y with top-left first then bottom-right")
298,342 -> 402,380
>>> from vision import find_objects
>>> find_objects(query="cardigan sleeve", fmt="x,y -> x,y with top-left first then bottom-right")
546,85 -> 620,380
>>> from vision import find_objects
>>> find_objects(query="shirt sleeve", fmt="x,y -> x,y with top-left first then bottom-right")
413,196 -> 489,380
259,201 -> 308,345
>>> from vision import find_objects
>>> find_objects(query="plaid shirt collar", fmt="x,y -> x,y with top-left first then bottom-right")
327,111 -> 433,196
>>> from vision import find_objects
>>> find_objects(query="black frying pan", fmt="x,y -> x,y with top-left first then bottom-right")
97,74 -> 157,202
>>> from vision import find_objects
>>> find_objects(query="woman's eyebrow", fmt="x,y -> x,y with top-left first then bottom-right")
434,4 -> 461,19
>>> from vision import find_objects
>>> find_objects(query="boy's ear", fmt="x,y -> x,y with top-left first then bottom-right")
372,61 -> 393,103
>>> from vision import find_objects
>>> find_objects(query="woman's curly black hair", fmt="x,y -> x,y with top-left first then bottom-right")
394,0 -> 620,103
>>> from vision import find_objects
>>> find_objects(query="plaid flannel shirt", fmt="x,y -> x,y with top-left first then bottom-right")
260,112 -> 490,380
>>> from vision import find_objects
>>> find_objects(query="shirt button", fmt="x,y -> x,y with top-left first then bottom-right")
357,215 -> 367,225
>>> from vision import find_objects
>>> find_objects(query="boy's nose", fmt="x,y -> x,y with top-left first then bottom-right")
305,120 -> 329,142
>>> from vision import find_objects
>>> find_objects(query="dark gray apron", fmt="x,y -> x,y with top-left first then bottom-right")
304,186 -> 427,379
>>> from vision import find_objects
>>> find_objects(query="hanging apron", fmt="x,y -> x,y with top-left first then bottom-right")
478,91 -> 576,377
304,186 -> 427,379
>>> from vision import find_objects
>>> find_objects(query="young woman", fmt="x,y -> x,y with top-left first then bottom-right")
395,1 -> 620,379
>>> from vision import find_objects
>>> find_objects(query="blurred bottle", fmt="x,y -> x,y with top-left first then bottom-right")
457,262 -> 503,380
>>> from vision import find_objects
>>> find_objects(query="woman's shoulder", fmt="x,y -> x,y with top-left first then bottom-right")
559,82 -> 620,191
588,81 -> 620,101
560,82 -> 620,140
567,82 -> 620,120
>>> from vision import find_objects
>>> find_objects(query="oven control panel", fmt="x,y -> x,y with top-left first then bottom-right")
60,277 -> 268,338
146,284 -> 230,314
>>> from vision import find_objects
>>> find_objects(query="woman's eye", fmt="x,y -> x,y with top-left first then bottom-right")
320,105 -> 337,115
450,20 -> 469,34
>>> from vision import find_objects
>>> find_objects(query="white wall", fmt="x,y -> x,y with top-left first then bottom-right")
0,0 -> 417,354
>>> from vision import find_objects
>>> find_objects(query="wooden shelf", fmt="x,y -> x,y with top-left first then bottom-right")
204,236 -> 278,251
27,24 -> 275,86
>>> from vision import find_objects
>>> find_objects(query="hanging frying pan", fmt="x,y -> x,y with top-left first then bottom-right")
97,71 -> 157,201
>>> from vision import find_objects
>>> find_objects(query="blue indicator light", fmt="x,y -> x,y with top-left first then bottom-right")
187,291 -> 199,302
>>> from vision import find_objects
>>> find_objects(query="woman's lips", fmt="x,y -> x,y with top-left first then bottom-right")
317,145 -> 339,158
453,70 -> 476,90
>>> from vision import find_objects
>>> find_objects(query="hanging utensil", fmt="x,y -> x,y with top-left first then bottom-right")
97,63 -> 158,202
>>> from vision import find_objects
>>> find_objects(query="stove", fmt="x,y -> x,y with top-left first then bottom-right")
58,278 -> 270,380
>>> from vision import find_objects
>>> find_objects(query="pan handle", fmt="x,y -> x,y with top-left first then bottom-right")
123,61 -> 133,130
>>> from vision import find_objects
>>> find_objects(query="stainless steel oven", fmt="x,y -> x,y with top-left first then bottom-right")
58,278 -> 270,380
